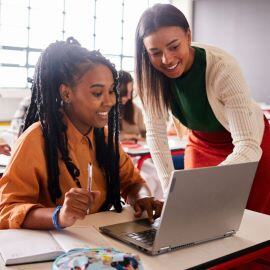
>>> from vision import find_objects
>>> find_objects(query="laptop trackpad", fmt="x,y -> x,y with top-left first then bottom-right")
101,219 -> 152,236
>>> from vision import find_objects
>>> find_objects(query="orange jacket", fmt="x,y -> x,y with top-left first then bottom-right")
0,116 -> 145,229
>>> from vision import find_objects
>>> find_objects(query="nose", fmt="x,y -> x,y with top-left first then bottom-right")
103,91 -> 116,107
161,51 -> 173,65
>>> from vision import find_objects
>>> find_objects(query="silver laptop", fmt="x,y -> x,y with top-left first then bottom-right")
100,162 -> 258,255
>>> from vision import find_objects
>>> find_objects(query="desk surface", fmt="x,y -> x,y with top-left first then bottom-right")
0,155 -> 10,176
1,207 -> 270,270
122,136 -> 187,156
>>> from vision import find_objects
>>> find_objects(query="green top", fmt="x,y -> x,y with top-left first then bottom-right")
170,46 -> 225,132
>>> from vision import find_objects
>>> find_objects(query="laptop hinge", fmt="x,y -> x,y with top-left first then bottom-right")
159,246 -> 171,253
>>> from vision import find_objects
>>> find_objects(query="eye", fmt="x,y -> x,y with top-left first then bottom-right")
109,89 -> 115,95
170,45 -> 179,51
151,51 -> 162,57
92,92 -> 102,97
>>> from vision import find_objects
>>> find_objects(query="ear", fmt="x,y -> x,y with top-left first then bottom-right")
59,84 -> 72,103
186,29 -> 192,45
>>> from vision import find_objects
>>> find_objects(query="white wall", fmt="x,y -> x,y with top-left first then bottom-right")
171,0 -> 193,27
0,1 -> 194,122
0,88 -> 30,121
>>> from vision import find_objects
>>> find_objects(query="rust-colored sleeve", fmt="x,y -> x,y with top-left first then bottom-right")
0,125 -> 46,229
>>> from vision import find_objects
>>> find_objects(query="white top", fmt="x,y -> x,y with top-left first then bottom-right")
142,43 -> 265,192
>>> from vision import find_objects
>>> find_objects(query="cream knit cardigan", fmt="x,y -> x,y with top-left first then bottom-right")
142,43 -> 265,193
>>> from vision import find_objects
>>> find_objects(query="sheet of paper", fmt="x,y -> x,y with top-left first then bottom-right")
0,229 -> 62,264
51,226 -> 111,252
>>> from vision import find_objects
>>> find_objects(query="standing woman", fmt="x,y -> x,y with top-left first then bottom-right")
0,38 -> 162,229
135,4 -> 270,214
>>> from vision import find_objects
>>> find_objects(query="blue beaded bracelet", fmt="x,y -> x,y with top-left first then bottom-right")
52,205 -> 62,230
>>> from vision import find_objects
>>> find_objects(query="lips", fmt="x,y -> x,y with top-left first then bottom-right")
166,62 -> 179,70
97,111 -> 109,120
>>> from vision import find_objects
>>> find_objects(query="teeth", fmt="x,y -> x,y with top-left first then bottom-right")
167,63 -> 178,70
98,112 -> 108,116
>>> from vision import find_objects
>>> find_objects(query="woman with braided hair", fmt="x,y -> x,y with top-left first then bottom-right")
0,37 -> 162,230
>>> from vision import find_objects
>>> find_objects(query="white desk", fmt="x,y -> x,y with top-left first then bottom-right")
122,136 -> 187,156
1,207 -> 270,270
0,155 -> 10,176
122,136 -> 186,170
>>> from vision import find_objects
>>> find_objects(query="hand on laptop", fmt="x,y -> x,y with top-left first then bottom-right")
133,197 -> 163,223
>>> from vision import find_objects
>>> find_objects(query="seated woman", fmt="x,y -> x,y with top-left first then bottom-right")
118,70 -> 146,142
0,38 -> 162,230
118,70 -> 163,200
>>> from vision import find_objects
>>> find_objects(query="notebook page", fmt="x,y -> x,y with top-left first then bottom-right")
0,229 -> 63,265
51,226 -> 111,252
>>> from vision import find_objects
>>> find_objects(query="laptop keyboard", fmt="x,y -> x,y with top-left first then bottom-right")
126,229 -> 157,246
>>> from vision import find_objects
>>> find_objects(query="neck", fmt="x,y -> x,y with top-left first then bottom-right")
64,109 -> 92,135
184,46 -> 195,73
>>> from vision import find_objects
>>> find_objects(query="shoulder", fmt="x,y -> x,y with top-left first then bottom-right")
14,122 -> 44,150
192,42 -> 238,67
192,43 -> 246,93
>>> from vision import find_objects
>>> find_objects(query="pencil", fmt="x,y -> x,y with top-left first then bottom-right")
87,163 -> 92,214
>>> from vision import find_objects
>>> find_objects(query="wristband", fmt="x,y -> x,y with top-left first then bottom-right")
52,205 -> 63,230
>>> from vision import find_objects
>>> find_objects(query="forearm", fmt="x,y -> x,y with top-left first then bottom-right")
145,117 -> 174,192
127,183 -> 152,206
22,207 -> 56,230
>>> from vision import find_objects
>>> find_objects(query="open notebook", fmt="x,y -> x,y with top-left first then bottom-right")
0,226 -> 110,265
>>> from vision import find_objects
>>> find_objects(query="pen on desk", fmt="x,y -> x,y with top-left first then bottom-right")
87,163 -> 92,214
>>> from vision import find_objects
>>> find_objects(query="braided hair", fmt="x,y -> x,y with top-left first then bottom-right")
22,37 -> 122,212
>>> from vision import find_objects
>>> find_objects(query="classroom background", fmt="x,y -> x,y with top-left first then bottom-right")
1,0 -> 269,135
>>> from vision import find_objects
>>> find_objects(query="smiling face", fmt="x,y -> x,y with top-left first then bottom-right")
143,26 -> 195,79
60,64 -> 116,134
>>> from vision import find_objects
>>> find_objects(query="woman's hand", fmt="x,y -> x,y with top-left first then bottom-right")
133,197 -> 163,223
0,143 -> 11,156
58,188 -> 100,228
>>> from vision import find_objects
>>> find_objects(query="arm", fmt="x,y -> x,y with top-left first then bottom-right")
118,145 -> 163,221
214,60 -> 264,164
0,129 -> 46,229
142,108 -> 174,194
0,126 -> 99,229
22,189 -> 100,229
0,142 -> 11,156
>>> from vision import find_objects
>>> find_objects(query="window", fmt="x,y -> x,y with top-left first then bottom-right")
0,0 -> 170,88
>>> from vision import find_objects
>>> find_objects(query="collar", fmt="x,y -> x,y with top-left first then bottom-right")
62,112 -> 94,150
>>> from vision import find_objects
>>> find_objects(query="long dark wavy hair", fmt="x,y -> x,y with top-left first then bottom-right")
118,70 -> 135,126
21,37 -> 122,212
135,4 -> 190,114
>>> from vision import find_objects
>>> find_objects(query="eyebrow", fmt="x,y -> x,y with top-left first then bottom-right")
149,39 -> 179,52
90,82 -> 114,89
